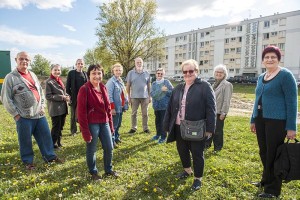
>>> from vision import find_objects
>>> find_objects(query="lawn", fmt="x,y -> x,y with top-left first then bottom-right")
1,85 -> 300,199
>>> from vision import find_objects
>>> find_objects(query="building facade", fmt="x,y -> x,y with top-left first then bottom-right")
145,10 -> 300,79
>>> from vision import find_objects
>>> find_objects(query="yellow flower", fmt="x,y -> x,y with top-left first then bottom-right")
63,188 -> 67,192
153,188 -> 157,192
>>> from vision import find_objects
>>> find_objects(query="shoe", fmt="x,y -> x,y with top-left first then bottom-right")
113,141 -> 118,148
48,157 -> 64,164
115,139 -> 122,144
258,193 -> 277,198
176,170 -> 193,179
104,170 -> 119,178
144,129 -> 151,134
191,179 -> 201,191
25,163 -> 35,170
158,139 -> 166,144
151,135 -> 159,141
53,144 -> 60,149
91,173 -> 102,181
128,129 -> 136,134
251,181 -> 264,188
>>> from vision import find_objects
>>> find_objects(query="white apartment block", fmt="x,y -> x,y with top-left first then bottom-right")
145,10 -> 300,79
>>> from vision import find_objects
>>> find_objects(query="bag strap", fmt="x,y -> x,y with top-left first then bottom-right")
287,138 -> 299,143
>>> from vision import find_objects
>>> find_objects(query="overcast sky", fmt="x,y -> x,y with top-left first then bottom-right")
0,0 -> 299,67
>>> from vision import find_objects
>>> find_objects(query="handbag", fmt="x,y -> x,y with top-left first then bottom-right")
274,139 -> 300,181
180,119 -> 206,141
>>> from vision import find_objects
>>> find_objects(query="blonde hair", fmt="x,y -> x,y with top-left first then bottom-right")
181,59 -> 199,73
111,63 -> 123,73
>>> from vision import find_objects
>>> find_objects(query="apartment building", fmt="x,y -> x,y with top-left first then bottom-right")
145,10 -> 300,79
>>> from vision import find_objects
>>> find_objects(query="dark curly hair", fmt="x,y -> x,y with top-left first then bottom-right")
87,64 -> 104,80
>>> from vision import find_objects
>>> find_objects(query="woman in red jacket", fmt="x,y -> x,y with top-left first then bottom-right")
77,64 -> 117,181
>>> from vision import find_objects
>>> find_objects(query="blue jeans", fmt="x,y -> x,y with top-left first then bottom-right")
86,123 -> 113,174
154,110 -> 166,140
112,112 -> 123,142
16,117 -> 56,164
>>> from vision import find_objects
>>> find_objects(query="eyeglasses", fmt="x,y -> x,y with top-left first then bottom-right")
18,58 -> 30,62
77,63 -> 84,65
156,72 -> 163,75
215,71 -> 224,74
264,56 -> 277,60
182,70 -> 194,74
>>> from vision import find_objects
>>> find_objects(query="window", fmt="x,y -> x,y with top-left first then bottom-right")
236,47 -> 241,54
278,43 -> 285,50
231,27 -> 236,32
205,50 -> 209,55
224,49 -> 229,54
176,37 -> 179,42
231,37 -> 236,41
204,60 -> 209,64
230,48 -> 235,53
165,55 -> 168,59
175,54 -> 178,59
199,60 -> 203,65
205,41 -> 209,45
210,50 -> 214,56
229,69 -> 234,72
206,32 -> 210,35
279,18 -> 286,26
271,32 -> 277,37
263,33 -> 269,39
225,38 -> 229,44
200,33 -> 204,38
264,21 -> 270,28
272,19 -> 278,25
183,36 -> 187,41
230,58 -> 235,62
237,26 -> 243,32
262,44 -> 268,49
200,42 -> 204,47
238,37 -> 242,42
210,40 -> 214,46
200,51 -> 204,56
224,59 -> 229,64
279,31 -> 286,38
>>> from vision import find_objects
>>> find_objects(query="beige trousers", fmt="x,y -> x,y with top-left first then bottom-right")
130,98 -> 150,131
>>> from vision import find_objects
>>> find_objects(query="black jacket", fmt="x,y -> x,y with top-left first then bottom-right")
66,70 -> 87,106
163,78 -> 216,143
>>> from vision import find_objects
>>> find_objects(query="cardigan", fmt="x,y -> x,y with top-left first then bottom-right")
214,79 -> 233,115
150,79 -> 173,110
77,81 -> 114,142
250,68 -> 297,131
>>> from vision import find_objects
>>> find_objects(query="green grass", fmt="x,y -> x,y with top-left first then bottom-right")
1,94 -> 300,199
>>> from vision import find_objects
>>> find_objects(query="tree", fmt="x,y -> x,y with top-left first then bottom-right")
96,0 -> 165,74
30,54 -> 51,76
61,67 -> 69,77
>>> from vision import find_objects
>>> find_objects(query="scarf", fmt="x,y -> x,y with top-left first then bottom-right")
50,74 -> 64,89
213,78 -> 224,91
155,78 -> 164,84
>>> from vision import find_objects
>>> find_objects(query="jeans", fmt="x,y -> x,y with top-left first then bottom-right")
112,112 -> 123,142
16,117 -> 56,164
131,98 -> 149,130
86,123 -> 113,174
154,110 -> 166,140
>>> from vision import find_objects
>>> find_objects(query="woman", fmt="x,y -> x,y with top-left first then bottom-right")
77,64 -> 117,181
150,68 -> 173,143
250,46 -> 297,198
45,64 -> 69,149
163,59 -> 216,190
106,63 -> 128,147
205,64 -> 233,152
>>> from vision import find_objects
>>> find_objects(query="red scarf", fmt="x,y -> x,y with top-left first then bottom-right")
50,74 -> 64,89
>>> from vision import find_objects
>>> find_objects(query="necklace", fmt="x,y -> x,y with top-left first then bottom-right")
265,67 -> 279,79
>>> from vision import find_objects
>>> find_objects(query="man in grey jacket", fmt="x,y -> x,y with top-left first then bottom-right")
1,51 -> 63,170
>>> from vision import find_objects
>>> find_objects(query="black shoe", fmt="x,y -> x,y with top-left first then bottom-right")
191,179 -> 201,191
53,144 -> 60,149
144,129 -> 151,134
251,181 -> 264,188
91,173 -> 102,181
115,139 -> 122,144
176,170 -> 193,179
104,170 -> 119,178
113,141 -> 118,148
258,193 -> 277,198
128,129 -> 136,134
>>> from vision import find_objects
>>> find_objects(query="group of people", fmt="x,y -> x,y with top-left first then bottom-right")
1,45 -> 297,198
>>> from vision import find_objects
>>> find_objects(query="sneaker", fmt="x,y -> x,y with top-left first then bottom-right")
144,129 -> 151,134
104,170 -> 119,178
176,170 -> 193,179
128,129 -> 136,134
151,135 -> 159,141
25,163 -> 35,170
158,139 -> 166,144
91,173 -> 102,181
48,157 -> 64,164
191,179 -> 201,191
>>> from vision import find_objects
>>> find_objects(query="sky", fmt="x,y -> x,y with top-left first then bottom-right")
0,0 -> 299,68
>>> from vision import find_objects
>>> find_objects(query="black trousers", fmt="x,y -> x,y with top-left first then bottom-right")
174,125 -> 205,178
254,112 -> 286,196
205,114 -> 225,150
70,104 -> 77,134
51,114 -> 66,145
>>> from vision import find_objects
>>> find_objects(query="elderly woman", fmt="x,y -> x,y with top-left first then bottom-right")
45,64 -> 70,149
106,63 -> 128,147
77,64 -> 117,181
205,64 -> 233,152
250,46 -> 297,198
150,68 -> 173,144
163,59 -> 216,190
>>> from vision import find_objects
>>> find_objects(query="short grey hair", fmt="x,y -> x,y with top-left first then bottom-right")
156,68 -> 165,74
213,64 -> 228,79
50,64 -> 61,70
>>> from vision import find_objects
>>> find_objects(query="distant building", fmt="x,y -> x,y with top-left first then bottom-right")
145,10 -> 300,79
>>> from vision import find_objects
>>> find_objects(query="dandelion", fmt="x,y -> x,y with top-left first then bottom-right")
63,188 -> 67,192
153,188 -> 157,192
144,188 -> 148,191
176,194 -> 180,197
171,185 -> 174,188
145,181 -> 148,185
58,194 -> 62,198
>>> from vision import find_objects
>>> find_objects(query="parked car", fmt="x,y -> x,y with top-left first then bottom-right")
207,77 -> 215,85
227,77 -> 235,83
174,75 -> 184,82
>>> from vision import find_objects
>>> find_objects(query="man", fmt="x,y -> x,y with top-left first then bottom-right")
126,57 -> 151,134
66,59 -> 87,136
1,51 -> 63,170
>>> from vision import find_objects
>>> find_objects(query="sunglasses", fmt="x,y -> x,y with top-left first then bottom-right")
182,70 -> 194,74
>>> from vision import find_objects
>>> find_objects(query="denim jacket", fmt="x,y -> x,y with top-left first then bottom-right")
106,76 -> 129,113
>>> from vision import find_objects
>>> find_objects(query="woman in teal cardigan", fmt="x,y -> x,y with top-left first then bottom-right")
250,46 -> 297,198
